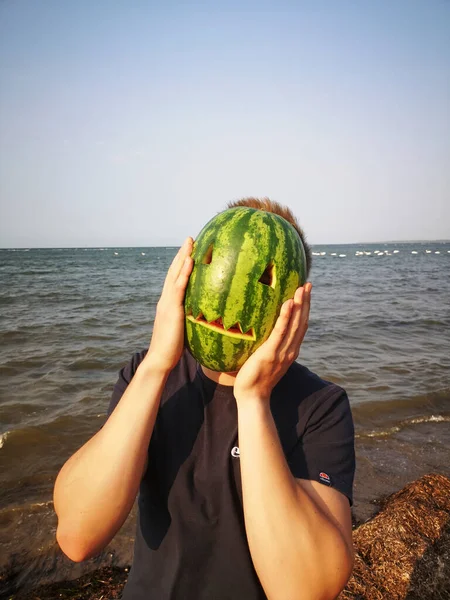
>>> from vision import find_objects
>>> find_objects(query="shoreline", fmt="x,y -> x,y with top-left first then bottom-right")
4,473 -> 450,600
2,404 -> 449,597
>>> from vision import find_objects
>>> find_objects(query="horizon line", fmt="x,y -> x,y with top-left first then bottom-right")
1,238 -> 450,250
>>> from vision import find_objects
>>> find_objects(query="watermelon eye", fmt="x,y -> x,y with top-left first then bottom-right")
258,262 -> 276,288
201,244 -> 213,265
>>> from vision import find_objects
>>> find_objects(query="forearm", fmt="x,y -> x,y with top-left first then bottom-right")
237,402 -> 352,600
54,359 -> 167,561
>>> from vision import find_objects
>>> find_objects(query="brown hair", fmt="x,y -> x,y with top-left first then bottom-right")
227,197 -> 312,277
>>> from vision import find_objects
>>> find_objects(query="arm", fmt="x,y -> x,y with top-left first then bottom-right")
237,402 -> 353,600
53,237 -> 194,562
234,285 -> 354,600
54,361 -> 166,562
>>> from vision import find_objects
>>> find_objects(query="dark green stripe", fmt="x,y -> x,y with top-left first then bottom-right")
215,208 -> 254,320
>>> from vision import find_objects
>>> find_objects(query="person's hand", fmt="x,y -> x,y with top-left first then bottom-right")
144,237 -> 194,374
234,283 -> 312,405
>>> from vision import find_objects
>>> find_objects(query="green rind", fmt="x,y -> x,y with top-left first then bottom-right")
185,206 -> 307,372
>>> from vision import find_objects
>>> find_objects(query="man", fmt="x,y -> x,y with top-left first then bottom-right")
54,198 -> 355,600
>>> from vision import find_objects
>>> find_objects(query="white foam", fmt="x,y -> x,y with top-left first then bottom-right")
393,250 -> 399,253
408,415 -> 450,425
339,254 -> 346,257
320,252 -> 326,256
411,251 -> 418,254
356,426 -> 401,439
435,251 -> 441,254
141,252 -> 146,256
0,431 -> 9,449
426,250 -> 432,253
114,252 -> 119,255
356,415 -> 450,439
331,252 -> 337,256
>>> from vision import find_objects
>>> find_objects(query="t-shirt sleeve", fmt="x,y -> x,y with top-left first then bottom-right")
287,386 -> 355,505
107,350 -> 147,418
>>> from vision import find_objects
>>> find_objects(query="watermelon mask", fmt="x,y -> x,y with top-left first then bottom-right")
184,206 -> 307,372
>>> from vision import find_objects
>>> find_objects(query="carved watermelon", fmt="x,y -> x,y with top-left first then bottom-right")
184,207 -> 307,372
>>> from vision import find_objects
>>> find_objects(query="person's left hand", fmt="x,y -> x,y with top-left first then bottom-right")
233,283 -> 312,406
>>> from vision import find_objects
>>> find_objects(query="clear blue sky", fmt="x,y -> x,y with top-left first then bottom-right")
0,0 -> 449,247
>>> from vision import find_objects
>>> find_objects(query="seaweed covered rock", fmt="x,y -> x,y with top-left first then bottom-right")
341,473 -> 450,599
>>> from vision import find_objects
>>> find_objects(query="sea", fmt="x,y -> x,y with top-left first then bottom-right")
1,242 -> 450,595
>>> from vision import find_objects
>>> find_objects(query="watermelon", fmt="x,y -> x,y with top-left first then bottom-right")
184,206 -> 307,372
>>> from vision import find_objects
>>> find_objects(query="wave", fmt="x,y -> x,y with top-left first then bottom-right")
0,499 -> 53,516
367,318 -> 449,329
352,388 -> 450,418
0,296 -> 18,306
0,359 -> 50,376
66,358 -> 110,371
0,430 -> 9,449
0,413 -> 105,454
353,389 -> 450,439
355,414 -> 450,439
15,270 -> 57,276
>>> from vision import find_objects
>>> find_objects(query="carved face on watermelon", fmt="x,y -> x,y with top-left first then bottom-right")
184,206 -> 307,372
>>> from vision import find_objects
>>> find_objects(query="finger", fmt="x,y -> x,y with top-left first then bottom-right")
167,237 -> 193,282
174,256 -> 194,301
266,299 -> 294,351
278,286 -> 304,352
292,282 -> 311,347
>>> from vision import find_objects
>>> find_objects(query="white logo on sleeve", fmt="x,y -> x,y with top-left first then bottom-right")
231,446 -> 240,458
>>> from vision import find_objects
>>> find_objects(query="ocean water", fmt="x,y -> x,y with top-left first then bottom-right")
1,242 -> 450,594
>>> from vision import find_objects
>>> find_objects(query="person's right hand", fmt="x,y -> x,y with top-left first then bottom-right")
144,237 -> 194,374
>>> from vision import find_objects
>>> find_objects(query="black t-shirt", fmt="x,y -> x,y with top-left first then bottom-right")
107,349 -> 355,600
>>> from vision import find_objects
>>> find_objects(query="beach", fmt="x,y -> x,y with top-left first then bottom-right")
1,243 -> 450,597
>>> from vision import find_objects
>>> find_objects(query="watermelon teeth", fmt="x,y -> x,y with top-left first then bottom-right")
187,311 -> 255,340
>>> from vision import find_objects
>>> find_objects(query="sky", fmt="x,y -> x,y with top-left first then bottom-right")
0,0 -> 449,247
